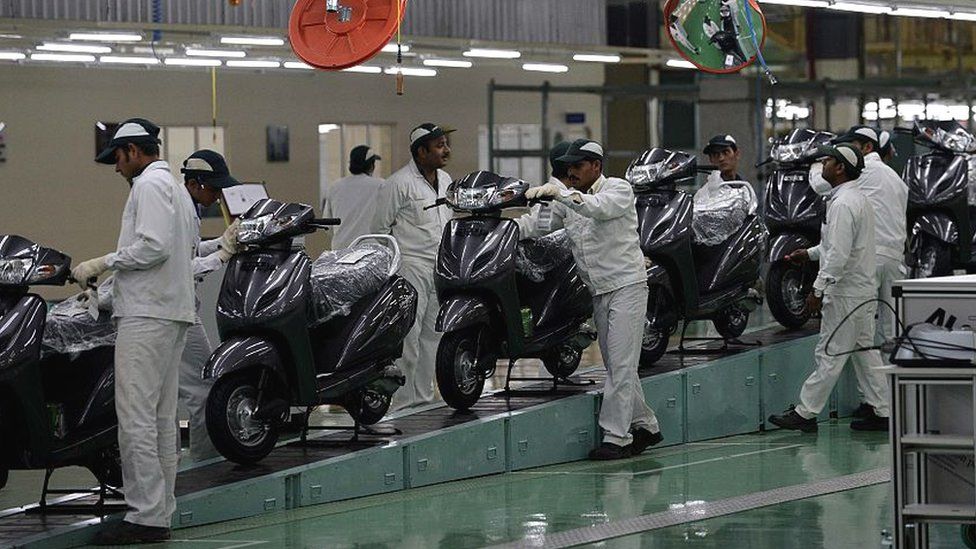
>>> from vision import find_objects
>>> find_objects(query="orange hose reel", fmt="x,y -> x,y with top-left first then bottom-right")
289,0 -> 408,70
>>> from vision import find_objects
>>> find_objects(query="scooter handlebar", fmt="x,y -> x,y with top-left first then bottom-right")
424,198 -> 448,210
309,218 -> 341,229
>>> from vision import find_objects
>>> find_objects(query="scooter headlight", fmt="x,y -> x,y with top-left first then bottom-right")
931,126 -> 976,153
770,141 -> 813,162
627,160 -> 684,186
0,258 -> 33,285
237,214 -> 273,244
454,186 -> 494,210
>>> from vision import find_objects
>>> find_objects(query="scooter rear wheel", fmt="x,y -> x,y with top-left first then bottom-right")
436,328 -> 488,411
766,261 -> 810,330
344,389 -> 391,426
0,467 -> 7,491
641,320 -> 672,367
963,524 -> 976,549
713,307 -> 749,339
541,345 -> 583,379
207,372 -> 280,465
89,443 -> 123,488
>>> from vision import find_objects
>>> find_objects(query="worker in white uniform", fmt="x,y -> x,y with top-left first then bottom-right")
179,149 -> 243,462
372,123 -> 453,410
769,143 -> 890,433
833,126 -> 908,356
73,118 -> 197,545
517,139 -> 662,460
322,145 -> 384,250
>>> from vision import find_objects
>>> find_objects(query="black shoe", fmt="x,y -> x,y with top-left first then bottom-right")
93,521 -> 171,545
768,406 -> 818,433
850,409 -> 889,431
630,427 -> 663,455
588,442 -> 632,460
852,402 -> 874,419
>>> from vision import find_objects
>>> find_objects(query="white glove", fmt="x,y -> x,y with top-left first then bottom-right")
75,289 -> 99,320
525,183 -> 562,201
219,219 -> 241,255
71,255 -> 109,289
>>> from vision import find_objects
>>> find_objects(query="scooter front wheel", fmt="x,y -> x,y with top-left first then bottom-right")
206,372 -> 280,465
766,261 -> 811,329
436,328 -> 488,411
910,234 -> 952,279
641,320 -> 672,367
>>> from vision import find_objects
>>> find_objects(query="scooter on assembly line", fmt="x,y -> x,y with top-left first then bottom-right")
626,148 -> 765,366
758,128 -> 834,329
900,120 -> 976,278
429,171 -> 596,411
0,234 -> 123,505
203,199 -> 418,464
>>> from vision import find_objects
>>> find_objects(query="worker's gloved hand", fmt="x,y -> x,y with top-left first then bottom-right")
784,248 -> 809,265
219,218 -> 241,255
70,255 -> 109,289
525,183 -> 561,201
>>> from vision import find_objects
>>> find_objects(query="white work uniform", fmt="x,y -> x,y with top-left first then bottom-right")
104,160 -> 197,528
373,161 -> 452,410
177,237 -> 225,463
322,173 -> 385,250
517,175 -> 659,446
858,151 -> 908,346
795,182 -> 890,420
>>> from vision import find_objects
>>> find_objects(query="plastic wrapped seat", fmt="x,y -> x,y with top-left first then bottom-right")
310,242 -> 394,325
42,281 -> 116,357
516,229 -> 573,283
693,179 -> 757,246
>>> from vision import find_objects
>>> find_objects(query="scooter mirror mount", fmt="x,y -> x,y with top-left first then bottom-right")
424,197 -> 448,211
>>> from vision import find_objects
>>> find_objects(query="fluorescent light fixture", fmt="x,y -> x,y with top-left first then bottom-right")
318,124 -> 340,134
100,55 -> 160,65
226,60 -> 281,68
522,62 -> 569,73
463,48 -> 521,59
0,34 -> 24,39
30,53 -> 95,63
666,59 -> 696,69
384,66 -> 437,77
422,58 -> 472,68
890,7 -> 950,18
164,58 -> 222,67
951,11 -> 976,21
757,0 -> 829,6
343,65 -> 382,73
381,43 -> 410,53
69,32 -> 141,42
573,53 -> 621,63
133,46 -> 175,55
220,36 -> 285,46
0,51 -> 26,61
283,61 -> 314,70
186,48 -> 246,58
829,2 -> 892,14
37,43 -> 111,54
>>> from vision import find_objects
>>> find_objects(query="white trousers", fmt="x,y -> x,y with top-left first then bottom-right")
115,316 -> 188,528
875,256 -> 906,348
178,323 -> 217,462
391,259 -> 441,411
593,282 -> 660,446
796,295 -> 890,419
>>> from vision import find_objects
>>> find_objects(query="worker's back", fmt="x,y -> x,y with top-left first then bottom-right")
323,173 -> 385,249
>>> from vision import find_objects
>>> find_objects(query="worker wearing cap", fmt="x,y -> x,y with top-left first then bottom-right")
517,139 -> 662,460
521,141 -> 572,231
703,134 -> 745,182
372,123 -> 453,410
73,118 -> 197,545
770,143 -> 890,433
878,130 -> 897,164
834,126 -> 908,357
179,149 -> 243,462
323,145 -> 384,250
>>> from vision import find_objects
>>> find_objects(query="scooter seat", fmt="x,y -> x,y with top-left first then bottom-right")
41,296 -> 116,357
310,243 -> 395,325
516,229 -> 573,283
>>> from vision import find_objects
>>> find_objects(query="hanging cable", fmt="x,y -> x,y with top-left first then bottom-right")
742,0 -> 776,85
211,67 -> 218,142
395,0 -> 404,95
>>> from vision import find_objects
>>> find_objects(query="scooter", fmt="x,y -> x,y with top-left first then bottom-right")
901,120 -> 976,278
626,148 -> 765,366
0,234 -> 122,501
203,199 -> 417,464
431,171 -> 595,411
758,128 -> 834,329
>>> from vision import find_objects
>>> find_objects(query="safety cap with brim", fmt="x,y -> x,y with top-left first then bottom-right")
549,141 -> 571,169
703,134 -> 738,155
180,149 -> 240,189
557,139 -> 604,163
814,143 -> 864,176
95,118 -> 162,164
832,125 -> 880,149
878,130 -> 897,158
409,123 -> 456,147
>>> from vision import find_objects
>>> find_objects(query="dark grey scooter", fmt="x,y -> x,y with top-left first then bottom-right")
203,199 -> 417,464
429,171 -> 595,411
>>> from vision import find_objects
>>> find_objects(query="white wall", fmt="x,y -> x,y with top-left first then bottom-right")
0,62 -> 603,296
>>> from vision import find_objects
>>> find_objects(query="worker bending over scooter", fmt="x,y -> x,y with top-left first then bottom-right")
517,139 -> 663,460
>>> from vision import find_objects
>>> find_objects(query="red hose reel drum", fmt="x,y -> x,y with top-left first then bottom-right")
289,0 -> 408,70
